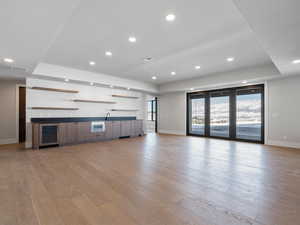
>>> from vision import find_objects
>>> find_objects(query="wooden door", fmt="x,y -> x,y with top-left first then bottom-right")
66,122 -> 78,144
131,121 -> 138,137
120,121 -> 132,137
78,122 -> 94,143
58,123 -> 68,145
104,121 -> 113,140
19,87 -> 26,142
112,121 -> 121,139
136,120 -> 144,136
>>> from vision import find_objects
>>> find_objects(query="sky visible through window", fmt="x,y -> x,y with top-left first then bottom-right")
210,96 -> 229,125
237,94 -> 261,124
192,94 -> 261,125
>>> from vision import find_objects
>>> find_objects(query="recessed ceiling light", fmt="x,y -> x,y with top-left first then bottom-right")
227,57 -> 235,62
292,59 -> 300,64
171,71 -> 176,76
152,76 -> 157,80
195,65 -> 201,70
105,51 -> 112,56
128,36 -> 137,43
190,88 -> 194,91
89,61 -> 95,66
110,85 -> 114,88
3,58 -> 14,63
242,80 -> 248,84
90,82 -> 94,86
64,78 -> 69,82
166,14 -> 176,22
127,87 -> 131,90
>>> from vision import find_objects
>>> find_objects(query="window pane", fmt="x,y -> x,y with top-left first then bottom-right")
190,98 -> 205,135
148,101 -> 152,113
210,96 -> 230,137
236,93 -> 262,141
148,112 -> 152,120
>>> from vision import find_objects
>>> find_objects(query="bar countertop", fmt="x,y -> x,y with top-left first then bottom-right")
31,117 -> 137,123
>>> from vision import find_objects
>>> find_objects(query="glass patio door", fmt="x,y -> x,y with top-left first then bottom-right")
236,88 -> 263,142
189,95 -> 205,135
210,93 -> 230,138
187,84 -> 264,144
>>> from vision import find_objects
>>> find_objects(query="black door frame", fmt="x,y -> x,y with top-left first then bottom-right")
155,97 -> 158,133
18,86 -> 26,143
148,98 -> 158,133
186,84 -> 264,144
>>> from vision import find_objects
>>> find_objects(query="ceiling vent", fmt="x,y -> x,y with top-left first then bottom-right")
143,57 -> 152,62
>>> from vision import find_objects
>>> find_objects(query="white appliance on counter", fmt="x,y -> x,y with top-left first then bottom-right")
91,121 -> 105,133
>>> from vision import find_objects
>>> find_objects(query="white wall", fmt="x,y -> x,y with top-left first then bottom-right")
158,92 -> 186,135
0,79 -> 24,145
266,75 -> 300,148
26,78 -> 150,147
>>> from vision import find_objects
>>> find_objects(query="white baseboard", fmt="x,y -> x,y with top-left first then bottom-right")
266,140 -> 300,149
0,138 -> 18,145
158,129 -> 186,136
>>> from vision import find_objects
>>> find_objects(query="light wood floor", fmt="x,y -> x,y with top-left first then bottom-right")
1,134 -> 300,225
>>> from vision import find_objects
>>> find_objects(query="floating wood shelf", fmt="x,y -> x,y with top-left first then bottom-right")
112,94 -> 139,99
111,109 -> 138,112
30,107 -> 79,110
30,87 -> 79,94
73,99 -> 116,104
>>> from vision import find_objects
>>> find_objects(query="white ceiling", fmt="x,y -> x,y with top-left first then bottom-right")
233,0 -> 300,76
0,0 -> 81,71
0,0 -> 299,85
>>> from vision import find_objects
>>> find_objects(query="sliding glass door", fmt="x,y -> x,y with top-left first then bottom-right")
210,95 -> 230,138
236,88 -> 263,141
189,96 -> 205,135
187,84 -> 264,143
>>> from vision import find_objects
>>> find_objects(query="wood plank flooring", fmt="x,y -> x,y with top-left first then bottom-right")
1,134 -> 300,225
